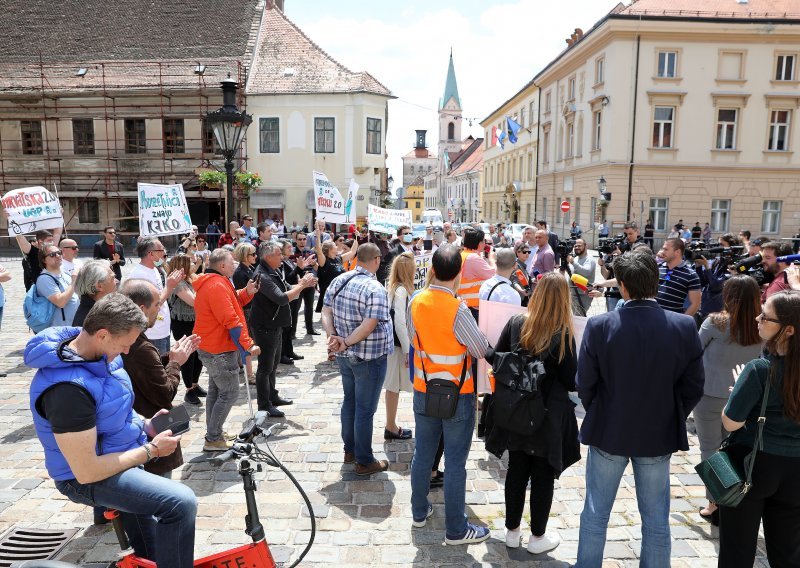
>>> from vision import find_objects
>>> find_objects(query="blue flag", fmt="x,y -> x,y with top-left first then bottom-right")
498,128 -> 507,149
507,117 -> 522,144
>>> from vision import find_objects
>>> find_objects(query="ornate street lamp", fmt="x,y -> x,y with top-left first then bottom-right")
206,74 -> 252,223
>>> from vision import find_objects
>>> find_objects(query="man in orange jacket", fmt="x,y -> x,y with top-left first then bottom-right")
193,248 -> 260,452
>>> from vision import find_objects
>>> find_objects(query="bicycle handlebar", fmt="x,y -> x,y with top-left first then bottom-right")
207,423 -> 283,464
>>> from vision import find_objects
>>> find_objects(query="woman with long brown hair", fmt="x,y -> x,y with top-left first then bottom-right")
695,275 -> 762,525
167,254 -> 204,405
719,291 -> 800,567
485,272 -> 580,555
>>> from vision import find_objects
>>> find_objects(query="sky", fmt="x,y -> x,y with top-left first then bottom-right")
285,0 -> 624,190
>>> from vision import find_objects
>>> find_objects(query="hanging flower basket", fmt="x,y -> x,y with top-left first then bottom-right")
198,171 -> 226,188
235,171 -> 263,196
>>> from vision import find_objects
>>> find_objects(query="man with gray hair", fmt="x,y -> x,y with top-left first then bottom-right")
72,259 -> 118,326
478,248 -> 522,306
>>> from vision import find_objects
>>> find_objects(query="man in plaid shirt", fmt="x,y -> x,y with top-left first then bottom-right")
322,243 -> 393,476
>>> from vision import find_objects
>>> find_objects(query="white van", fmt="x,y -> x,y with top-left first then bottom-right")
421,209 -> 444,229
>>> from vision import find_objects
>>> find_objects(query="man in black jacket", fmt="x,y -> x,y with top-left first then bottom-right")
249,241 -> 317,417
93,226 -> 126,281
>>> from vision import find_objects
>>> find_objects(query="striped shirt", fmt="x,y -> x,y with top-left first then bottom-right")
656,262 -> 701,313
323,266 -> 393,361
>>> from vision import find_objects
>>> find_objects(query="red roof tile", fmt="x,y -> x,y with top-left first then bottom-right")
617,0 -> 800,18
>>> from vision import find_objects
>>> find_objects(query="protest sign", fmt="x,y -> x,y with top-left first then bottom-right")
2,186 -> 63,236
414,253 -> 433,290
313,172 -> 357,224
367,204 -> 411,234
138,182 -> 192,237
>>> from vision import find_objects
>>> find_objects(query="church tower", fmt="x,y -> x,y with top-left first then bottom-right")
438,50 -> 463,168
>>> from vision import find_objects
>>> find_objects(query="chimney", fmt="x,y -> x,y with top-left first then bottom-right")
566,38 -> 574,47
415,130 -> 427,149
266,0 -> 285,11
574,28 -> 584,40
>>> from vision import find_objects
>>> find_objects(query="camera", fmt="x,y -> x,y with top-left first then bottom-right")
556,238 -> 576,257
598,234 -> 625,255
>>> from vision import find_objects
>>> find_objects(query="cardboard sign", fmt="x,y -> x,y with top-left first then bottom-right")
368,204 -> 411,234
2,186 -> 63,236
313,171 -> 357,224
138,182 -> 192,237
414,253 -> 433,290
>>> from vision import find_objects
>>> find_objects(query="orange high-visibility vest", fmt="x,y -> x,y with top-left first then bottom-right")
411,288 -> 472,394
457,249 -> 488,309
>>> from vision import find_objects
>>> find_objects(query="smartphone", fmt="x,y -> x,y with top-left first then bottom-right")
151,405 -> 191,436
423,240 -> 432,251
251,273 -> 262,287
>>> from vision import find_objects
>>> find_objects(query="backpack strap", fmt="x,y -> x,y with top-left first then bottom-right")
39,272 -> 66,321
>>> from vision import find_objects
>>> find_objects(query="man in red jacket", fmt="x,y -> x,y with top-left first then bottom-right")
193,248 -> 260,452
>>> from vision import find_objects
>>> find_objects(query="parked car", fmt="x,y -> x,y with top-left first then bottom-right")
507,223 -> 528,242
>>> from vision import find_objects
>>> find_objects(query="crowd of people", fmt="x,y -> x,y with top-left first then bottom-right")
8,211 -> 800,567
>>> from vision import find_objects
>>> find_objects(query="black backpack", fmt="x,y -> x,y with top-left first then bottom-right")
490,347 -> 547,436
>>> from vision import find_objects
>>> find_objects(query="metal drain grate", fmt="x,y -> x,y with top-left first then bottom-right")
0,527 -> 79,567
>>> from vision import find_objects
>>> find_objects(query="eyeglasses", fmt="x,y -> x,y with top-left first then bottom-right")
46,251 -> 62,258
151,248 -> 166,253
105,231 -> 116,235
756,312 -> 782,325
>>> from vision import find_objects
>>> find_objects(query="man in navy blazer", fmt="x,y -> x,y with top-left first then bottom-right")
574,251 -> 704,568
93,226 -> 126,281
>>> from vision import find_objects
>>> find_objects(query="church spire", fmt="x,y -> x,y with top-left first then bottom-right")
440,50 -> 461,110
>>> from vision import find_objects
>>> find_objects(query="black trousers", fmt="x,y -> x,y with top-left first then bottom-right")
504,451 -> 555,536
252,327 -> 282,410
719,445 -> 800,568
283,299 -> 301,357
299,287 -> 315,331
170,318 -> 202,389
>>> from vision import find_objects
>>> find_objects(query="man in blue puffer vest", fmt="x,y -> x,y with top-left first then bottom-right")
26,293 -> 197,568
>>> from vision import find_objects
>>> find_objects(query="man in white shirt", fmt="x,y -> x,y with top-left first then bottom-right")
520,226 -> 538,272
128,236 -> 182,355
478,249 -> 521,307
273,218 -> 286,237
59,239 -> 83,277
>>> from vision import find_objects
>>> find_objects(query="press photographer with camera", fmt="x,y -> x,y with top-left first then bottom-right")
597,222 -> 649,311
692,233 -> 740,325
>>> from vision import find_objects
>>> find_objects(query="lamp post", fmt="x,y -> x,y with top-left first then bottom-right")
206,74 -> 252,224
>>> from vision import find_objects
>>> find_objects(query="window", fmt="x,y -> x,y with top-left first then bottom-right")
202,120 -> 221,155
447,122 -> 455,140
592,110 -> 602,150
657,51 -> 678,78
595,57 -> 605,84
542,198 -> 548,224
652,106 -> 674,148
162,119 -> 184,154
520,108 -> 526,128
715,108 -> 738,150
768,110 -> 791,151
79,198 -> 99,224
529,102 -> 535,125
545,92 -> 552,113
259,118 -> 279,153
527,151 -> 534,180
649,198 -> 669,231
710,199 -> 730,232
542,129 -> 550,163
72,119 -> 94,155
366,117 -> 382,154
568,77 -> 576,100
124,119 -> 146,154
775,54 -> 795,81
762,200 -> 782,233
314,117 -> 335,153
566,123 -> 574,157
21,120 -> 43,155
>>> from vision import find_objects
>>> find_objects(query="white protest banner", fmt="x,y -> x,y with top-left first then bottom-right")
414,253 -> 433,290
2,186 -> 63,236
313,172 -> 358,224
367,204 -> 411,234
138,182 -> 192,237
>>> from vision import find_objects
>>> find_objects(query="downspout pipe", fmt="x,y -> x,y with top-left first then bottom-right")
626,35 -> 641,221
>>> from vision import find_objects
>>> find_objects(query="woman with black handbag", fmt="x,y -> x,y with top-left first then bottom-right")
485,272 -> 580,555
718,291 -> 800,568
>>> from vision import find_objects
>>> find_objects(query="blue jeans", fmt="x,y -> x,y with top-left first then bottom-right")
337,354 -> 387,466
410,390 -> 476,539
55,466 -> 197,568
150,335 -> 170,356
576,446 -> 671,568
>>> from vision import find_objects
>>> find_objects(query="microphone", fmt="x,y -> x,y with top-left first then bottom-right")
732,254 -> 762,273
571,274 -> 589,292
777,253 -> 800,263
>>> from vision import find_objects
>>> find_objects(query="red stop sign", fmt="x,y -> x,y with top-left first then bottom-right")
560,200 -> 571,213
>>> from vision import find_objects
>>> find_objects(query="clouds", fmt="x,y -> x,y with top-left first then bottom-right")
286,0 -> 622,183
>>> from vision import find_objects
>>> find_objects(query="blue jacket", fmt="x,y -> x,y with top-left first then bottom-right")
26,327 -> 146,481
576,300 -> 705,457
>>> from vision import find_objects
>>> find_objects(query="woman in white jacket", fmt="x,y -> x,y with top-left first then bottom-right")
383,252 -> 415,440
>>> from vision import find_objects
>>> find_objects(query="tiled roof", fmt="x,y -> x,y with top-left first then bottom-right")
449,139 -> 484,177
403,148 -> 435,158
246,5 -> 392,96
616,0 -> 800,19
0,0 -> 262,63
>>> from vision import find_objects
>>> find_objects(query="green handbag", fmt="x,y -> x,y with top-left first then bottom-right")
694,378 -> 770,508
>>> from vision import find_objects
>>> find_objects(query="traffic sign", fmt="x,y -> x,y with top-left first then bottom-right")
560,200 -> 571,213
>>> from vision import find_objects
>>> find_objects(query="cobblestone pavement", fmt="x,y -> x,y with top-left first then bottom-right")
0,257 -> 769,567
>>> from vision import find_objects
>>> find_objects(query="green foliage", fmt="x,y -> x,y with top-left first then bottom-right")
198,171 -> 226,186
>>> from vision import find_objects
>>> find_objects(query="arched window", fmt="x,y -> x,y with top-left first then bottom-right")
448,122 -> 455,140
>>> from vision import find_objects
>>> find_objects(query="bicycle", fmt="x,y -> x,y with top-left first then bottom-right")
16,414 -> 316,568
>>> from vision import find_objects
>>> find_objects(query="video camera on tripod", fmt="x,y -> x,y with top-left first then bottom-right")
556,238 -> 577,273
598,234 -> 626,255
686,240 -> 745,262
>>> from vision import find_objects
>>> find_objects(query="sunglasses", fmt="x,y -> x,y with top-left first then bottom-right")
46,251 -> 63,258
756,312 -> 782,325
519,250 -> 531,254
105,231 -> 116,235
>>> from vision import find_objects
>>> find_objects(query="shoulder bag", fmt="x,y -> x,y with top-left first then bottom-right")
694,375 -> 770,507
415,331 -> 467,419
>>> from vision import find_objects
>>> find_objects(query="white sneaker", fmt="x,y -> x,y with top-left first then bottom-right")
527,531 -> 561,555
505,527 -> 522,548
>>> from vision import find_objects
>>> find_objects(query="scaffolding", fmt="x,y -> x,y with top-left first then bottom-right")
0,58 -> 250,231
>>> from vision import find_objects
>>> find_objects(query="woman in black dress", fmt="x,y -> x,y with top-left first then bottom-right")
314,229 -> 358,312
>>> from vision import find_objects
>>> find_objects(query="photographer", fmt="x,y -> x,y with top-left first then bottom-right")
567,238 -> 596,314
693,233 -> 738,325
597,222 -> 648,311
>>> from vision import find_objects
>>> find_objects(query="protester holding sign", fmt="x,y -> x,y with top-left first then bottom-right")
137,183 -> 192,238
35,243 -> 79,328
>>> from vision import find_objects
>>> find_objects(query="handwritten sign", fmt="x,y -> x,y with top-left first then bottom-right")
138,182 -> 192,237
414,253 -> 433,290
313,172 -> 357,224
368,204 -> 411,234
2,186 -> 63,236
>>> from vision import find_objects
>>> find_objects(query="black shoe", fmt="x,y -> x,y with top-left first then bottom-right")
699,507 -> 719,527
273,397 -> 293,407
194,384 -> 207,397
265,406 -> 285,418
290,353 -> 304,360
280,356 -> 294,365
477,423 -> 486,438
184,389 -> 201,406
384,427 -> 412,440
307,329 -> 321,336
429,470 -> 444,488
